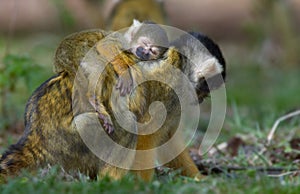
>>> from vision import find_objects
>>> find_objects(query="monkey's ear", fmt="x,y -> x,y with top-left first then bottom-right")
124,19 -> 142,42
196,57 -> 223,79
133,19 -> 142,26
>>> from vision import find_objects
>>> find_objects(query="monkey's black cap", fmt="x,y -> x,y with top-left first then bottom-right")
171,31 -> 226,102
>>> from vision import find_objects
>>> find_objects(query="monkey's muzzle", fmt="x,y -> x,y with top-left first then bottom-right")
136,46 -> 150,60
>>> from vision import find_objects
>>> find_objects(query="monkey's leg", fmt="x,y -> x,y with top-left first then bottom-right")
131,135 -> 157,181
165,148 -> 202,179
98,166 -> 128,180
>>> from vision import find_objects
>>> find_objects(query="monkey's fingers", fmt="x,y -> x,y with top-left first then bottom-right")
102,121 -> 114,134
96,112 -> 115,134
103,122 -> 114,134
120,83 -> 132,96
116,72 -> 133,96
115,78 -> 123,90
103,118 -> 114,134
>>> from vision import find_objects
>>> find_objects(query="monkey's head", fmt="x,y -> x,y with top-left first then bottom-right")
125,19 -> 169,61
171,32 -> 226,102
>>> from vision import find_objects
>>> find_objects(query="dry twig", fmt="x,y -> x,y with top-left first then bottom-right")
267,109 -> 300,146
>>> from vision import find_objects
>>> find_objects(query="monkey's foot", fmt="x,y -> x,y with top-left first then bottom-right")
97,113 -> 114,134
115,71 -> 133,96
88,96 -> 115,134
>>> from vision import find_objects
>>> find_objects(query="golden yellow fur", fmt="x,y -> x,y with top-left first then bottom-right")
0,30 -> 203,182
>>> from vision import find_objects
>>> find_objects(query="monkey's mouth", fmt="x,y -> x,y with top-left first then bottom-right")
136,46 -> 150,60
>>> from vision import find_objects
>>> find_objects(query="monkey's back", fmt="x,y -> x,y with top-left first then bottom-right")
107,0 -> 165,31
54,30 -> 110,77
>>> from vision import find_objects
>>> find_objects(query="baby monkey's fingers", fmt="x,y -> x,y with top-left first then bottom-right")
98,113 -> 115,134
116,70 -> 133,96
103,122 -> 114,134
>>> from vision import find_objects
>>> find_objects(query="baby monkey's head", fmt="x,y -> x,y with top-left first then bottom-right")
125,20 -> 169,61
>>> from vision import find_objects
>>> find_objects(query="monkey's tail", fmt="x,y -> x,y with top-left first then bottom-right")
0,140 -> 37,177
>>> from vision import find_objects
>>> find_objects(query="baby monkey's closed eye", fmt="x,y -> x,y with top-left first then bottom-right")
128,21 -> 169,61
135,45 -> 166,60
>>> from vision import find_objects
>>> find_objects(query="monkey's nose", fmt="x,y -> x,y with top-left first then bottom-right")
136,47 -> 149,60
137,47 -> 144,54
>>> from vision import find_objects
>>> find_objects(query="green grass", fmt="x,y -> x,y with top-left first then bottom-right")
1,32 -> 300,193
1,170 -> 300,194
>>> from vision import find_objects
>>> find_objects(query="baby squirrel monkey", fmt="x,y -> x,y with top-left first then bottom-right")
90,20 -> 168,133
97,19 -> 168,96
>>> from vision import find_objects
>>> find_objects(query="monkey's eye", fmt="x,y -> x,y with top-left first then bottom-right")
150,47 -> 159,56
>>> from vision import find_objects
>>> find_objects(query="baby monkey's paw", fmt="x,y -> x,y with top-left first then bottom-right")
97,113 -> 114,134
88,96 -> 115,134
115,70 -> 133,96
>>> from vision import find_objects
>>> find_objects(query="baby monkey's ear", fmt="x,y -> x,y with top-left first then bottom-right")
133,19 -> 142,26
124,19 -> 143,42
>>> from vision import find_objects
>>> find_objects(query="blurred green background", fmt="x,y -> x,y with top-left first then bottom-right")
1,0 -> 299,139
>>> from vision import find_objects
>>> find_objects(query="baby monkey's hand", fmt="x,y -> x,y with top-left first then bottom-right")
116,70 -> 133,96
88,96 -> 115,134
97,113 -> 114,134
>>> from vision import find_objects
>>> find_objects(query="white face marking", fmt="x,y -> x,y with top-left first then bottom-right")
130,36 -> 162,60
195,57 -> 223,79
137,37 -> 151,50
186,56 -> 223,88
125,19 -> 168,60
178,42 -> 223,85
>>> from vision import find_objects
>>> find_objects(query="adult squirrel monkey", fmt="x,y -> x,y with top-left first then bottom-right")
104,0 -> 165,31
0,24 -> 225,182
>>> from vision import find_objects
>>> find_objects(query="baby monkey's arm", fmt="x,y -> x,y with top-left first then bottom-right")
96,37 -> 136,97
111,51 -> 137,96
